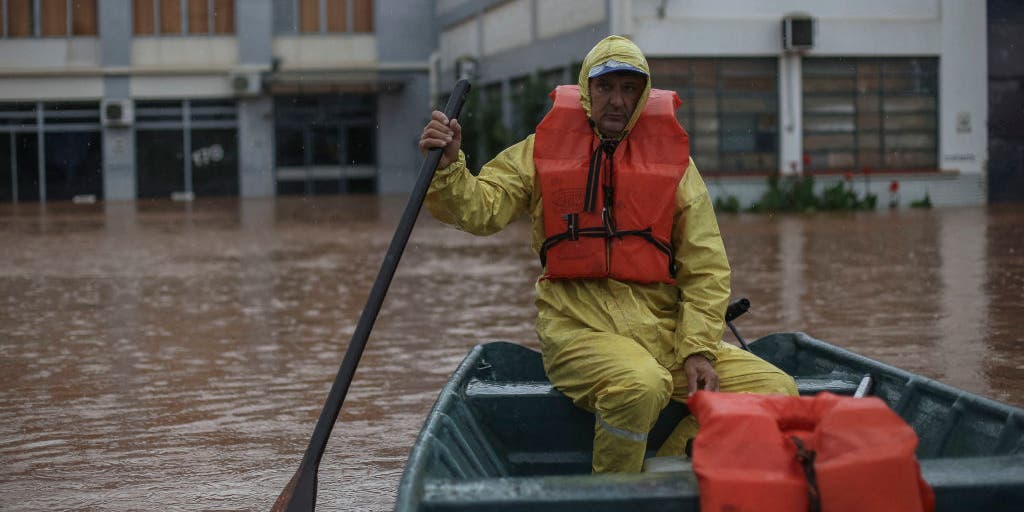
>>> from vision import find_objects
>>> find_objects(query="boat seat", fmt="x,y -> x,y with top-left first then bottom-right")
642,455 -> 691,473
796,376 -> 862,396
466,376 -> 863,399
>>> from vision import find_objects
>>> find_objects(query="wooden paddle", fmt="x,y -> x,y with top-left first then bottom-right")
272,79 -> 471,512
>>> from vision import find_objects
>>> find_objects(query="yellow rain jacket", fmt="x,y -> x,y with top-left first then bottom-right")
428,35 -> 726,368
425,36 -> 794,473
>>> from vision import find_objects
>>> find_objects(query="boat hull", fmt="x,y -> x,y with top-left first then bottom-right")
396,332 -> 1024,511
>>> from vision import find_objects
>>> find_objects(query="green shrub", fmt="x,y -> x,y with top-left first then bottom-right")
910,193 -> 933,209
714,194 -> 741,213
748,175 -> 877,213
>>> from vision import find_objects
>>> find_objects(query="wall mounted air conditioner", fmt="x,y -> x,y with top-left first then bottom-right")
455,55 -> 478,82
230,71 -> 263,97
101,99 -> 134,127
782,15 -> 815,52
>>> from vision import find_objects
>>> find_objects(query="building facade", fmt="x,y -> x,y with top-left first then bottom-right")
1,0 -> 1019,206
435,0 -> 1019,208
0,0 -> 434,203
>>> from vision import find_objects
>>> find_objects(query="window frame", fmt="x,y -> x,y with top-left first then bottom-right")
272,94 -> 378,195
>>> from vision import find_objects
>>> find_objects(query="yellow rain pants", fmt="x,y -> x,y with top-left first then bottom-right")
425,35 -> 798,473
540,316 -> 796,472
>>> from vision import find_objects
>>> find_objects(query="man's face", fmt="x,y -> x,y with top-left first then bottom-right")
589,71 -> 646,139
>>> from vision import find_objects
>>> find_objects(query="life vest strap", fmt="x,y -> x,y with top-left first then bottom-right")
539,226 -> 677,278
538,226 -> 609,267
790,436 -> 822,512
613,227 -> 678,277
584,139 -> 618,213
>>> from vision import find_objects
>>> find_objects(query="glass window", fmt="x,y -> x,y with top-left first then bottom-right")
191,128 -> 238,196
136,130 -> 184,198
0,135 -> 11,202
15,133 -> 41,201
44,132 -> 103,201
275,128 -> 306,167
0,102 -> 104,203
311,126 -> 339,165
803,57 -> 937,171
274,94 -> 377,195
135,99 -> 238,198
346,125 -> 374,165
649,57 -> 778,173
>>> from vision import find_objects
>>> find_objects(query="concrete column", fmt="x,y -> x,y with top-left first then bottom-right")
239,97 -> 276,197
100,0 -> 136,201
938,0 -> 987,175
375,0 -> 435,194
235,0 -> 276,197
778,53 -> 803,175
378,74 -> 431,194
238,0 -> 274,66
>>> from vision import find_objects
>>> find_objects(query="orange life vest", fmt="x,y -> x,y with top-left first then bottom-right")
688,391 -> 935,512
534,85 -> 690,284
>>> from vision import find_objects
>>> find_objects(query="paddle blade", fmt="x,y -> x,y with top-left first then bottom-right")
271,462 -> 317,512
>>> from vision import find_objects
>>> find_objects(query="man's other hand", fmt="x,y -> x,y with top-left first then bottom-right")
684,353 -> 720,396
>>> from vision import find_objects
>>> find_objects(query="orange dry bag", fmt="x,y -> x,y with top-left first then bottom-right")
688,391 -> 935,512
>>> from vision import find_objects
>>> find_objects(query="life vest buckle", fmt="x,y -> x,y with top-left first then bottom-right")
602,208 -> 617,237
563,213 -> 579,241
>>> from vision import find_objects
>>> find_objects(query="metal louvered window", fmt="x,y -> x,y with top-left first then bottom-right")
649,57 -> 779,173
802,57 -> 938,171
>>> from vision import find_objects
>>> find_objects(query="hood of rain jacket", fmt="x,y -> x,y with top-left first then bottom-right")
578,35 -> 652,140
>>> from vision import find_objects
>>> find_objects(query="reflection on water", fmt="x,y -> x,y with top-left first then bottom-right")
1,197 -> 1021,511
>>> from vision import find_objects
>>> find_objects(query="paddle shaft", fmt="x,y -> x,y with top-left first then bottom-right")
273,79 -> 471,512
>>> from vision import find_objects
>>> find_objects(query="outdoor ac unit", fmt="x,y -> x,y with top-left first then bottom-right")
101,99 -> 134,127
230,71 -> 262,97
782,15 -> 815,52
455,55 -> 478,82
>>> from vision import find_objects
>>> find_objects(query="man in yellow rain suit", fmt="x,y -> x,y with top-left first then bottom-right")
419,35 -> 797,473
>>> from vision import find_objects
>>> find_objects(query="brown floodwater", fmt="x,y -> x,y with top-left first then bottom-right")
1,196 -> 1022,511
